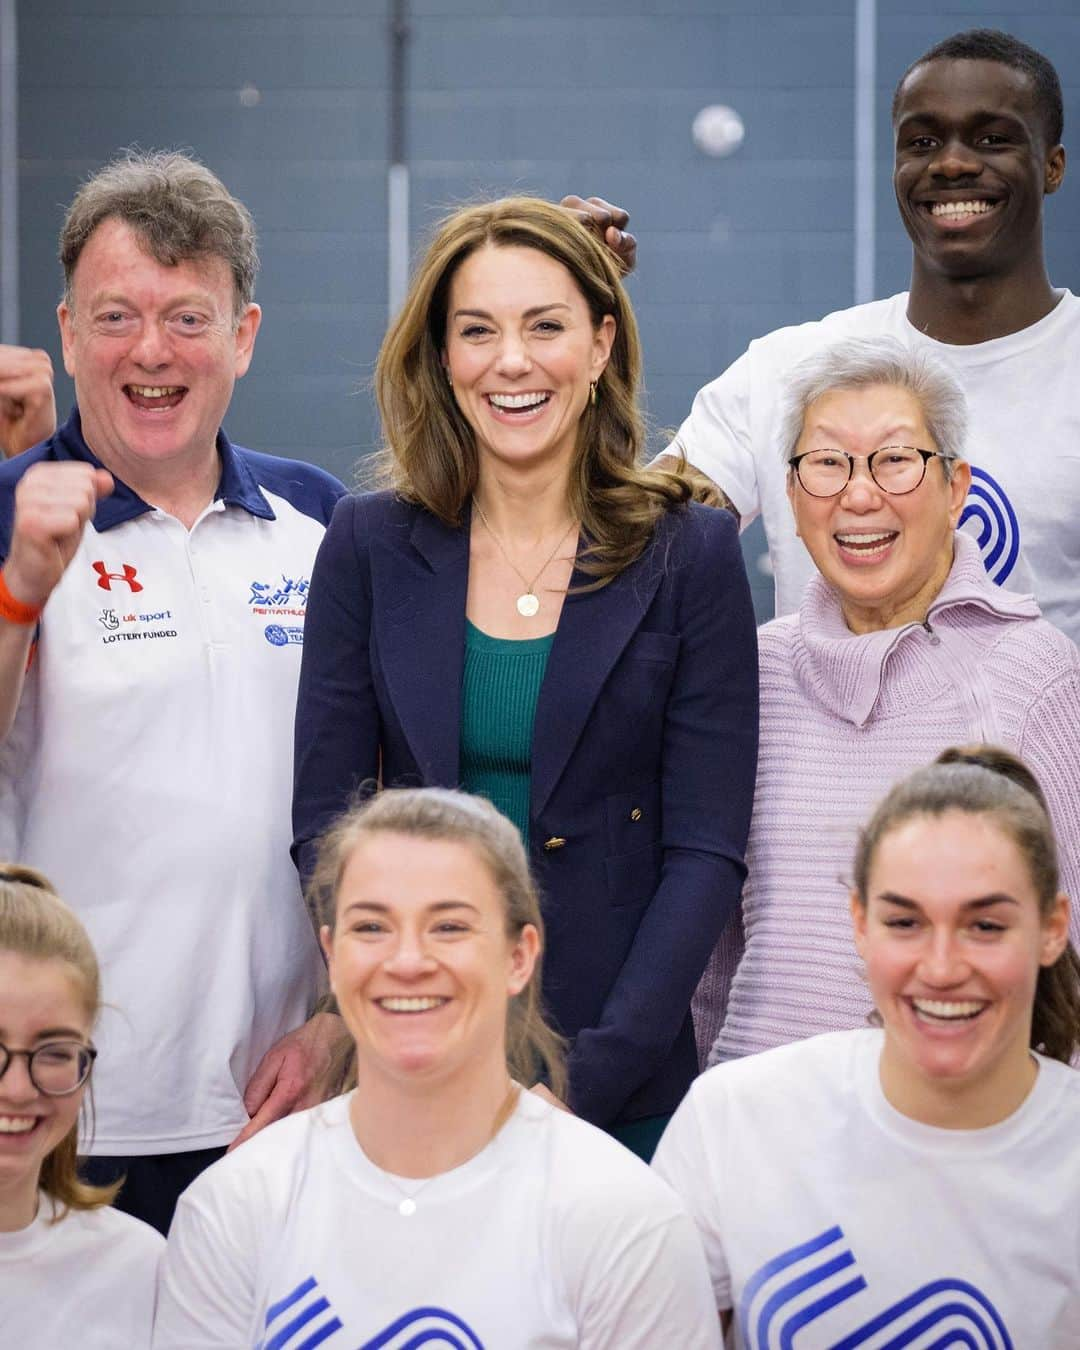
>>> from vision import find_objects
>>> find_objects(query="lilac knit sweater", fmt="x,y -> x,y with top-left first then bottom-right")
695,532 -> 1080,1065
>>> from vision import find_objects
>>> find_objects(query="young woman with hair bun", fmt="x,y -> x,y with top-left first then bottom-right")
655,748 -> 1080,1344
0,864 -> 161,1347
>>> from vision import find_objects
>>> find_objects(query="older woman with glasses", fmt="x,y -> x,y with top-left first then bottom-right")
694,335 -> 1080,1063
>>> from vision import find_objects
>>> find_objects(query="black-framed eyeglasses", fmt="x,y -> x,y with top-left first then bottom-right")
788,446 -> 948,498
0,1041 -> 96,1096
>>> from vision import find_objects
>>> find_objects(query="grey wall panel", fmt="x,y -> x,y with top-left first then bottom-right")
16,1 -> 1079,623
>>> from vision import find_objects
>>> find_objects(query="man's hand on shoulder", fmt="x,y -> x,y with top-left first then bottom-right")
654,453 -> 741,523
230,1011 -> 345,1151
0,346 -> 57,458
4,462 -> 114,611
560,196 -> 637,273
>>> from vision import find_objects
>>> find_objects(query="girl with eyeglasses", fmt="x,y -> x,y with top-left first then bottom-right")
0,864 -> 161,1347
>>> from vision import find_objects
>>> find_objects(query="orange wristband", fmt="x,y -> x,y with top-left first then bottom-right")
0,570 -> 42,626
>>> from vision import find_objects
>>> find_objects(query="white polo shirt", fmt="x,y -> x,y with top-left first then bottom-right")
0,411 -> 345,1154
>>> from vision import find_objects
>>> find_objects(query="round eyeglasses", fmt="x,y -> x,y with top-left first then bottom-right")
788,446 -> 948,498
0,1041 -> 96,1096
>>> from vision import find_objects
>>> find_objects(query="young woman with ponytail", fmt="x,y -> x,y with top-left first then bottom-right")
655,748 -> 1080,1344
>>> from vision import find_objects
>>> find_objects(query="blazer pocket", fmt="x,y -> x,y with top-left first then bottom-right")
606,841 -> 663,910
622,629 -> 681,665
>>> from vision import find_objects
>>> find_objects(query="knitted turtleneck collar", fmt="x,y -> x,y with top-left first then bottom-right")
795,531 -> 1041,728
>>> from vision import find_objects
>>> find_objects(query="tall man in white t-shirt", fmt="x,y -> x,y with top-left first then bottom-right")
568,29 -> 1080,642
0,152 -> 346,1233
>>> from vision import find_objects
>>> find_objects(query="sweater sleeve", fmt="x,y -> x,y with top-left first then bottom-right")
1017,658 -> 1080,945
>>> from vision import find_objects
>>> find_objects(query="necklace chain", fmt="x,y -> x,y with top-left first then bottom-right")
472,498 -> 578,618
370,1081 -> 520,1217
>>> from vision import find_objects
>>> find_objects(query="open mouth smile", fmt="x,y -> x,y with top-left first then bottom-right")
124,384 -> 186,411
921,198 -> 1001,228
910,997 -> 987,1025
485,392 -> 551,417
0,1115 -> 41,1136
834,530 -> 898,561
375,997 -> 450,1014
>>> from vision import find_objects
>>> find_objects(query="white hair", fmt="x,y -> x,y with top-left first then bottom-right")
779,335 -> 969,480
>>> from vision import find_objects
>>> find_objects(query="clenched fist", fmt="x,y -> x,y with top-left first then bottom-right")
0,346 -> 57,458
4,462 -> 114,611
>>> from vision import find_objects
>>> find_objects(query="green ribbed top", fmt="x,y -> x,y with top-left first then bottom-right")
459,619 -> 554,844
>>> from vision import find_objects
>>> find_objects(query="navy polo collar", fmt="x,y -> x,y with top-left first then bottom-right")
55,407 -> 276,532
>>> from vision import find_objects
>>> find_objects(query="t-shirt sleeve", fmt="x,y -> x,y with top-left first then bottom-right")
152,1178 -> 258,1349
667,351 -> 760,524
652,1086 -> 733,1312
573,1209 -> 723,1349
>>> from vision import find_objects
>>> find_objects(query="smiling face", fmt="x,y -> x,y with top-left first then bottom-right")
57,217 -> 261,482
0,953 -> 92,1222
787,383 -> 970,633
442,243 -> 615,483
893,58 -> 1064,283
852,811 -> 1069,1125
322,831 -> 539,1092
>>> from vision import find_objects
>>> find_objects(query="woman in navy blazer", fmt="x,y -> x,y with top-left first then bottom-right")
293,198 -> 758,1152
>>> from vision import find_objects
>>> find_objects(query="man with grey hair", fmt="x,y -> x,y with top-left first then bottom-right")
0,150 -> 345,1232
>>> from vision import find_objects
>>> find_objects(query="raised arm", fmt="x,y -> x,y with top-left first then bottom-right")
0,345 -> 57,458
0,462 -> 113,736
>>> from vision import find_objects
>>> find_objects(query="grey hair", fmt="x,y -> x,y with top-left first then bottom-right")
779,335 -> 968,481
60,149 -> 258,319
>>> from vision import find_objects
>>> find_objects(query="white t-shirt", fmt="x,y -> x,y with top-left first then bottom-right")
653,1029 -> 1080,1348
0,1194 -> 162,1348
672,291 -> 1080,643
154,1089 -> 721,1350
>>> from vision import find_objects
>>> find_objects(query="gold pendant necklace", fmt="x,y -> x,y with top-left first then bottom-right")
472,498 -> 577,618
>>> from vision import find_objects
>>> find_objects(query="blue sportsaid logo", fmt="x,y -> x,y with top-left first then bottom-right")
264,624 -> 304,648
739,1225 -> 1011,1348
960,467 -> 1020,586
257,1277 -> 485,1350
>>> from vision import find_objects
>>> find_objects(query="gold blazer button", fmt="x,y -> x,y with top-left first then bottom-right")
543,836 -> 567,851
629,807 -> 643,822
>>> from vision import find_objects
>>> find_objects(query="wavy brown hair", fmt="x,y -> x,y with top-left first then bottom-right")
0,865 -> 120,1217
374,196 -> 689,587
308,786 -> 567,1105
853,747 -> 1080,1064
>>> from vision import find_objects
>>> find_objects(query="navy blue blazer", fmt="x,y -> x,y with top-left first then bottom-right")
292,491 -> 758,1127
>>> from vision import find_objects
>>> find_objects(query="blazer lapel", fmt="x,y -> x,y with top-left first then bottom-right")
370,506 -> 469,787
531,537 -> 665,820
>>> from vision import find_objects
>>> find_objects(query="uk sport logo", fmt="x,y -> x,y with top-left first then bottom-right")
739,1225 -> 1011,1348
960,467 -> 1020,586
92,561 -> 143,593
257,1276 -> 485,1350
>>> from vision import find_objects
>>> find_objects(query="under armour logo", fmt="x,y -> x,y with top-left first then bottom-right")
92,561 -> 143,593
